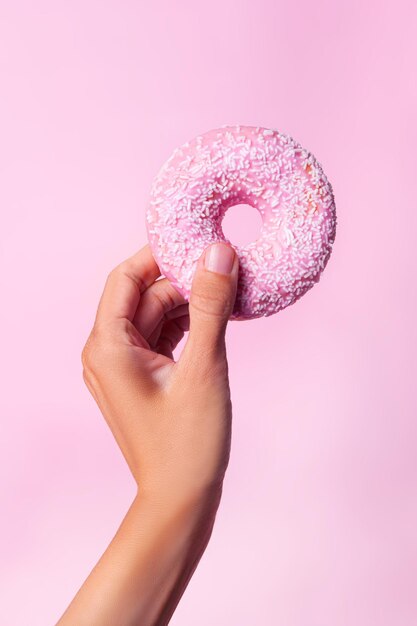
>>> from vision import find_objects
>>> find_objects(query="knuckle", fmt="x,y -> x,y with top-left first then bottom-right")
154,288 -> 177,318
111,260 -> 145,291
181,345 -> 229,384
190,284 -> 232,320
80,325 -> 112,375
81,345 -> 89,370
110,262 -> 125,279
106,264 -> 121,283
81,334 -> 94,370
105,263 -> 125,286
82,366 -> 92,388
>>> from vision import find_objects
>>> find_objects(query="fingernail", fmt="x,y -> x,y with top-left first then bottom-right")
204,243 -> 235,275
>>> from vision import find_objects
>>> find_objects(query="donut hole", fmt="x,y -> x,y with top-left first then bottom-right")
221,203 -> 263,248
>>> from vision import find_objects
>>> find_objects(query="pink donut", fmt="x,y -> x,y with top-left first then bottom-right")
146,125 -> 336,320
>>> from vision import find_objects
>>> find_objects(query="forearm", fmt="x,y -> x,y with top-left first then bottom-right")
56,487 -> 222,626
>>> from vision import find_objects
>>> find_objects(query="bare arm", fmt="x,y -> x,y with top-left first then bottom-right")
56,242 -> 238,625
57,489 -> 221,625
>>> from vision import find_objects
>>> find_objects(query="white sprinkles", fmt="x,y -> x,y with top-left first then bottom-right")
146,125 -> 336,320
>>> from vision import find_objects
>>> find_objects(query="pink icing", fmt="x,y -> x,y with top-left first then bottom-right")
146,125 -> 336,320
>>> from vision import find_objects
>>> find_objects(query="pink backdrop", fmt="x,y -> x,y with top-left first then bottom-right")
1,1 -> 416,624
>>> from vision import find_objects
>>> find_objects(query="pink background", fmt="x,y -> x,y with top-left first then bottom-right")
1,1 -> 416,624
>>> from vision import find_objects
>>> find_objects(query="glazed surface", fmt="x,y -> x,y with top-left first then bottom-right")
146,125 -> 336,319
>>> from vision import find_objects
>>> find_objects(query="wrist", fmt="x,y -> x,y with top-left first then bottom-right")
129,485 -> 221,598
135,481 -> 223,534
112,484 -> 222,625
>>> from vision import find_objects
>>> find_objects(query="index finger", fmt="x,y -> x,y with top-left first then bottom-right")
94,244 -> 161,325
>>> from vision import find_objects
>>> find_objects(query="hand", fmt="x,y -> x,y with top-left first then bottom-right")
81,241 -> 239,506
57,242 -> 239,626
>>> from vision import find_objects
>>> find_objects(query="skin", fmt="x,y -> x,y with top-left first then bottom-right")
56,241 -> 239,626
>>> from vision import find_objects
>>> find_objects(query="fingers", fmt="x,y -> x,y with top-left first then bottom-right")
152,315 -> 190,359
95,245 -> 161,326
147,304 -> 189,346
178,242 -> 238,371
133,278 -> 187,340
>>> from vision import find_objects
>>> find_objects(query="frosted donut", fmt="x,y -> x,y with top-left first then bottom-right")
146,125 -> 336,320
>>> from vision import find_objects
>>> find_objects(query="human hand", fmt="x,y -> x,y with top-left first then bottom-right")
81,242 -> 239,507
57,242 -> 239,626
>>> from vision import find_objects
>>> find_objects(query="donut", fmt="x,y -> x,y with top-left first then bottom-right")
146,125 -> 336,320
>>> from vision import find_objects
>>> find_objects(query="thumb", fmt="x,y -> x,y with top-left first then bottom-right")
180,242 -> 239,369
